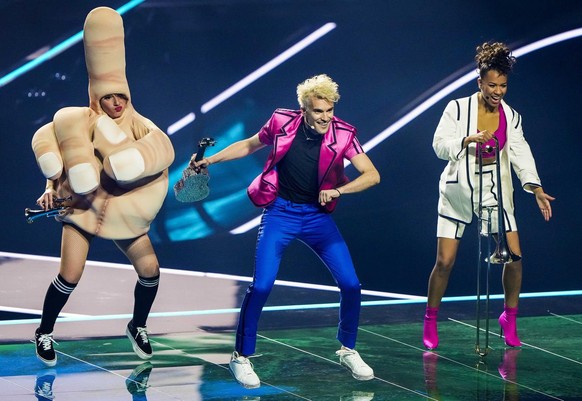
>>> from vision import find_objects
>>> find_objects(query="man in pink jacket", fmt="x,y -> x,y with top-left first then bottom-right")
192,74 -> 380,388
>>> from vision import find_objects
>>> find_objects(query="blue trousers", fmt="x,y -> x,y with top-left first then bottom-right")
235,197 -> 362,356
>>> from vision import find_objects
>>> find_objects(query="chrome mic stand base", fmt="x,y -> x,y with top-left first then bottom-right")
475,345 -> 490,358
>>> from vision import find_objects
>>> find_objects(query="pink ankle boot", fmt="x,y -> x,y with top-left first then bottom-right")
498,305 -> 522,347
423,307 -> 439,350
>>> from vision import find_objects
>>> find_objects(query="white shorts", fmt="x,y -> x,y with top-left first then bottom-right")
437,164 -> 517,239
437,212 -> 517,239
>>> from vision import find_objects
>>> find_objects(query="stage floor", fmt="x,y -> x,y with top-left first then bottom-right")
1,252 -> 581,400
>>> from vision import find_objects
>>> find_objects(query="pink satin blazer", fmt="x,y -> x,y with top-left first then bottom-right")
247,108 -> 364,213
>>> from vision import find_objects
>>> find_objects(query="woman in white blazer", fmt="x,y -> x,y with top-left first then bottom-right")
423,42 -> 555,350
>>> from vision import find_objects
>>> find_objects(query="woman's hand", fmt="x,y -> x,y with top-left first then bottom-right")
36,188 -> 57,211
464,130 -> 494,148
533,187 -> 555,221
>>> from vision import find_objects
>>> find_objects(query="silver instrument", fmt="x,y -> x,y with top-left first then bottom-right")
474,137 -> 520,357
24,196 -> 72,224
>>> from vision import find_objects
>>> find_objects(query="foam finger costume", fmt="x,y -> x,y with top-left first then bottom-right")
31,7 -> 174,239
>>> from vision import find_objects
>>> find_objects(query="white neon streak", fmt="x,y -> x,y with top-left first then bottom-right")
167,112 -> 195,135
450,318 -> 582,368
366,27 -> 582,152
0,250 -> 417,299
0,306 -> 85,317
230,27 -> 582,234
167,23 -> 336,133
363,74 -> 475,152
549,312 -> 582,325
1,250 -> 580,326
229,215 -> 262,234
200,23 -> 336,114
512,27 -> 582,57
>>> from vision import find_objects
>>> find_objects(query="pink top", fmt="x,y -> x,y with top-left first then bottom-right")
477,103 -> 507,158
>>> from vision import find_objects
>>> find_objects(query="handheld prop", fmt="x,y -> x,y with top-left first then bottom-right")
24,196 -> 72,224
174,138 -> 216,202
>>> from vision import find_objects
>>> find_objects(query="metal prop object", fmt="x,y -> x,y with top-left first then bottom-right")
25,196 -> 72,224
174,137 -> 216,202
475,137 -> 519,357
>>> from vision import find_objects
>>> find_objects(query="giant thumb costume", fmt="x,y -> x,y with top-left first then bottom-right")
31,7 -> 174,239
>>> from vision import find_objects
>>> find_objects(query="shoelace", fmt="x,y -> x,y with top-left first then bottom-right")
233,353 -> 262,369
336,348 -> 356,357
36,334 -> 58,351
338,349 -> 368,368
235,356 -> 253,367
135,327 -> 149,343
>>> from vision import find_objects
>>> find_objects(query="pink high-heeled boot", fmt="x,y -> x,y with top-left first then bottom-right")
423,307 -> 439,350
498,305 -> 522,347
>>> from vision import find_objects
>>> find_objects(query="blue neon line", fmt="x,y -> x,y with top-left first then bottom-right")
1,289 -> 580,326
0,0 -> 145,88
116,0 -> 146,15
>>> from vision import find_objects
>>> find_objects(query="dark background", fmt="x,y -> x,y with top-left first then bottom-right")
1,0 -> 580,297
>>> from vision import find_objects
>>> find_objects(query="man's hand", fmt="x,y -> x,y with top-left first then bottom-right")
319,188 -> 341,206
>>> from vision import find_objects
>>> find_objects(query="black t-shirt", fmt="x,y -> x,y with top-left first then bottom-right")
277,122 -> 322,203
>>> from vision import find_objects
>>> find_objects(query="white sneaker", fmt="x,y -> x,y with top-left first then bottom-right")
229,351 -> 260,389
336,347 -> 374,380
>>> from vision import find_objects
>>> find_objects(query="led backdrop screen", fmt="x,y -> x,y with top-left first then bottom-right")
1,0 -> 580,296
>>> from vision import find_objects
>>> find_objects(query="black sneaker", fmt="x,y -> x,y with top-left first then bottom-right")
126,361 -> 153,395
35,369 -> 57,401
34,329 -> 57,367
126,321 -> 153,359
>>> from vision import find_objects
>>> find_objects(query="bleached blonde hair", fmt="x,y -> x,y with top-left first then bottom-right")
296,74 -> 340,109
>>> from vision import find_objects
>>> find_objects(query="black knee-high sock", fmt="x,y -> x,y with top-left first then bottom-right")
39,274 -> 77,334
132,275 -> 160,328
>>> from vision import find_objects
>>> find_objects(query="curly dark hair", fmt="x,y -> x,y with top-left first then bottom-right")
475,42 -> 516,77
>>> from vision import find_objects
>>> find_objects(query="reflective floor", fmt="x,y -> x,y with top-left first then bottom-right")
1,253 -> 581,400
